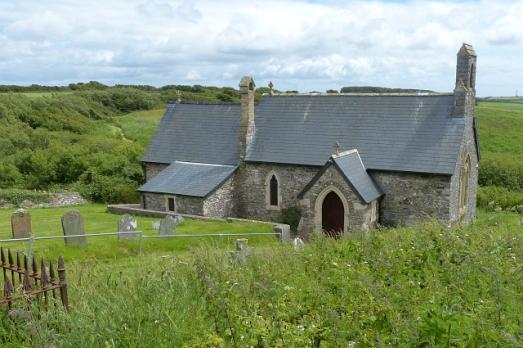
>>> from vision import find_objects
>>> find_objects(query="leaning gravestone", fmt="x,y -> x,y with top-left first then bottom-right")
117,214 -> 137,240
11,209 -> 32,239
273,223 -> 291,242
159,215 -> 177,236
61,211 -> 87,246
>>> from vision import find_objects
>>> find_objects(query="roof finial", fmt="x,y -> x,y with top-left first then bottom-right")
333,142 -> 341,155
268,81 -> 274,96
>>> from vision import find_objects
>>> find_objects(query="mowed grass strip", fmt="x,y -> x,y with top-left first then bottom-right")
0,204 -> 276,261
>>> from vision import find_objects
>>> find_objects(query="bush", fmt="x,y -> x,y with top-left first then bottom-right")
477,185 -> 523,213
479,154 -> 523,191
0,188 -> 51,206
279,206 -> 302,233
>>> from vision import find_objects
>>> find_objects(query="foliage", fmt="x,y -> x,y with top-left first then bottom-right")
0,210 -> 520,347
279,206 -> 302,234
477,186 -> 523,213
0,84 -> 242,203
0,188 -> 51,206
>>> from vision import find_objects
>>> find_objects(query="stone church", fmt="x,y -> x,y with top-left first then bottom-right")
139,44 -> 479,238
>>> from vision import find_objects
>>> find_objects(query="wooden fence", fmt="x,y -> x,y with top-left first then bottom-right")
0,247 -> 68,312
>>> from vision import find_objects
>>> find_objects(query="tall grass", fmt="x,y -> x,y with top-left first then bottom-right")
1,211 -> 521,347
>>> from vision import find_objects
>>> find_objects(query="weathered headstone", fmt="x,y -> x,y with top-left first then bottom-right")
11,209 -> 32,239
273,223 -> 291,242
61,211 -> 87,246
173,215 -> 184,225
152,220 -> 160,231
229,238 -> 252,262
159,215 -> 177,236
293,237 -> 305,252
117,214 -> 137,240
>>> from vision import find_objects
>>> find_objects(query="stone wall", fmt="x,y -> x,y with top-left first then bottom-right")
298,164 -> 378,239
176,195 -> 204,216
142,192 -> 165,211
370,171 -> 451,226
144,162 -> 168,182
203,176 -> 236,218
235,163 -> 319,221
449,120 -> 478,224
141,192 -> 204,215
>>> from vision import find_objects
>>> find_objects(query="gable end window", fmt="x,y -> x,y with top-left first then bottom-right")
459,155 -> 471,214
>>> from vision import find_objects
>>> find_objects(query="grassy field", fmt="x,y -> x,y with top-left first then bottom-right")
0,209 -> 521,347
113,108 -> 165,146
0,204 -> 276,261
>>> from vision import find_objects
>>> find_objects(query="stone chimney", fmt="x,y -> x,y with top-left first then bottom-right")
453,43 -> 477,117
239,76 -> 256,162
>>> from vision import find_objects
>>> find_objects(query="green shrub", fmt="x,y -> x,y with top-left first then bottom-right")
279,206 -> 302,233
0,188 -> 51,206
479,153 -> 523,191
477,185 -> 523,212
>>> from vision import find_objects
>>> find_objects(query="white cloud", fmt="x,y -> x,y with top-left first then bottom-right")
0,0 -> 521,95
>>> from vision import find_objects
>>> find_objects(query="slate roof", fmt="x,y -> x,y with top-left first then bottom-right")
144,94 -> 468,175
138,161 -> 237,197
246,94 -> 464,174
298,150 -> 383,204
142,103 -> 240,165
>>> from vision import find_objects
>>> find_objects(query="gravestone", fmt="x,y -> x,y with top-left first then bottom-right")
11,209 -> 32,239
293,237 -> 305,252
273,223 -> 291,242
61,211 -> 87,246
229,238 -> 252,262
117,214 -> 137,240
151,220 -> 160,231
159,215 -> 177,236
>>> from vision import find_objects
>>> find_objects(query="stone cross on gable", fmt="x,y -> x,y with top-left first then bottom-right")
333,142 -> 341,155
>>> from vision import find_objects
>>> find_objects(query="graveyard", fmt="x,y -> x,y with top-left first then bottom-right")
0,204 -> 278,261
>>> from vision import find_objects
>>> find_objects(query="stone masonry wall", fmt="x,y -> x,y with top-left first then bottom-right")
203,176 -> 236,218
235,163 -> 319,221
142,192 -> 165,211
144,162 -> 168,182
449,118 -> 478,224
298,164 -> 378,239
371,172 -> 451,226
141,192 -> 204,215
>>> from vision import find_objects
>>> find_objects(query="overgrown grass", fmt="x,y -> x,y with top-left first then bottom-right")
0,210 -> 521,347
114,108 -> 165,146
0,204 -> 276,261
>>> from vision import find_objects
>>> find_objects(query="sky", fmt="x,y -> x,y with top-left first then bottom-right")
0,0 -> 522,96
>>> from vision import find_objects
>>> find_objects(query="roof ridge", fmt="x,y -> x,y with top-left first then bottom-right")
263,93 -> 453,97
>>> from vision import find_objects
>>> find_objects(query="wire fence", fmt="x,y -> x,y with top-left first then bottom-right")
0,231 -> 282,257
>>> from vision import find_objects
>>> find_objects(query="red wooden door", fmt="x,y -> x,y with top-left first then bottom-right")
322,191 -> 344,239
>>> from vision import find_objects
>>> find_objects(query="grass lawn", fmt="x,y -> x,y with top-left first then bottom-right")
0,204 -> 276,262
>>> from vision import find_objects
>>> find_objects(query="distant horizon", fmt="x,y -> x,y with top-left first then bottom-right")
1,1 -> 522,97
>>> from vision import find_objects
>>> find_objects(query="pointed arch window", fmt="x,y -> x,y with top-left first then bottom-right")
469,63 -> 475,89
266,172 -> 281,210
270,175 -> 278,206
459,155 -> 471,213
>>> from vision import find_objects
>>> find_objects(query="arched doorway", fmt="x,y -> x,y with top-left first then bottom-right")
322,191 -> 345,238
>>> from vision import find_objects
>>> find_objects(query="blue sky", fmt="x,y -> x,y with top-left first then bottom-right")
0,0 -> 522,96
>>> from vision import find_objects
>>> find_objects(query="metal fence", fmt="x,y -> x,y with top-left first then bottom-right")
1,247 -> 68,312
0,231 -> 282,257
